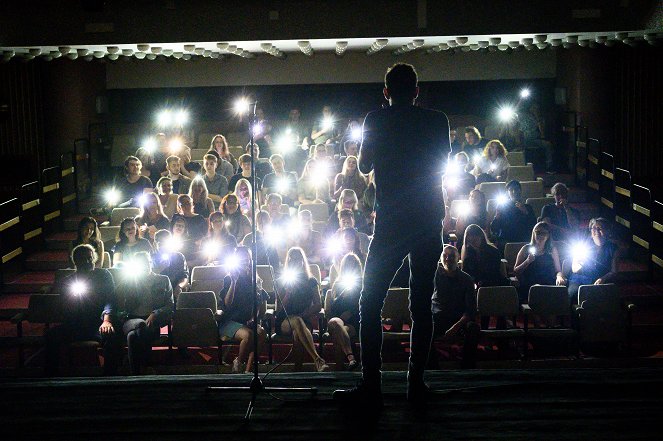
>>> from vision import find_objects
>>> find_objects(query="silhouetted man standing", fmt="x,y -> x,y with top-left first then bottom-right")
334,63 -> 450,406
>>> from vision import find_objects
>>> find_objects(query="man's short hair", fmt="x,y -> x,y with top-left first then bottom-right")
154,229 -> 171,243
505,180 -> 522,191
385,63 -> 418,100
205,149 -> 221,161
124,155 -> 140,169
465,126 -> 481,138
269,154 -> 284,163
338,208 -> 354,220
239,153 -> 251,164
166,155 -> 180,165
344,140 -> 358,152
551,182 -> 568,197
71,244 -> 98,267
203,153 -> 218,163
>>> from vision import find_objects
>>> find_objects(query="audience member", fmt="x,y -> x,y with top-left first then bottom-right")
165,155 -> 192,195
564,218 -> 619,302
152,229 -> 189,305
233,178 -> 255,219
188,178 -> 215,219
430,245 -> 479,369
155,177 -> 179,220
240,210 -> 281,268
275,247 -> 329,372
461,126 -> 488,160
206,211 -> 238,265
169,215 -> 201,267
45,244 -> 120,376
218,246 -> 267,373
112,217 -> 154,266
333,156 -> 367,201
541,183 -> 580,240
311,105 -> 336,145
262,154 -> 298,206
220,194 -> 252,241
172,194 -> 208,244
265,193 -> 290,229
289,209 -> 323,265
115,251 -> 173,375
519,102 -> 554,172
490,180 -> 537,249
136,193 -> 170,243
298,158 -> 331,205
336,209 -> 371,257
449,128 -> 462,153
112,156 -> 153,209
229,154 -> 263,197
461,224 -> 507,287
513,222 -> 564,303
202,153 -> 229,207
326,252 -> 363,371
135,147 -> 158,181
454,189 -> 489,250
473,140 -> 509,183
443,152 -> 476,201
208,134 -> 237,179
72,217 -> 104,268
240,142 -> 273,181
177,146 -> 202,179
325,189 -> 368,236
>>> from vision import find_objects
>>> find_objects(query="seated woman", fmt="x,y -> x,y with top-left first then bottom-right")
217,246 -> 267,373
333,155 -> 367,201
326,252 -> 363,371
171,194 -> 208,246
297,158 -> 332,206
115,251 -> 173,375
152,229 -> 189,305
513,222 -> 565,303
188,178 -> 215,219
564,218 -> 619,303
156,177 -> 179,220
443,152 -> 477,201
460,224 -> 507,288
241,210 -> 281,268
71,216 -> 104,268
325,189 -> 368,236
275,247 -> 329,372
454,189 -> 489,251
541,182 -> 580,240
136,192 -> 170,244
169,214 -> 203,268
206,211 -> 238,265
472,139 -> 510,183
112,217 -> 154,266
289,209 -> 323,266
209,134 -> 237,178
220,194 -> 252,241
233,178 -> 255,219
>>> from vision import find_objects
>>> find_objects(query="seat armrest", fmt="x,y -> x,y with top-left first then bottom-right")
449,233 -> 458,243
214,310 -> 224,320
10,312 -> 26,324
521,304 -> 532,315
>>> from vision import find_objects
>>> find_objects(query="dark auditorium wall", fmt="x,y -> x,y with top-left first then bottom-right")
557,44 -> 663,190
41,60 -> 107,166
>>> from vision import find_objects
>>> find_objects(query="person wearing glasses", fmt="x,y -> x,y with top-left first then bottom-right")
564,218 -> 619,302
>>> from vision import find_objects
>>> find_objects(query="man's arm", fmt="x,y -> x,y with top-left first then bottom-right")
358,113 -> 375,175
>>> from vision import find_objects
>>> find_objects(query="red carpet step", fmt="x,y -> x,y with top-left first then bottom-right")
45,231 -> 76,250
25,251 -> 71,271
2,271 -> 55,293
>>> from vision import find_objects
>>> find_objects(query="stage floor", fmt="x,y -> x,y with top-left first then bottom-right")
1,367 -> 662,440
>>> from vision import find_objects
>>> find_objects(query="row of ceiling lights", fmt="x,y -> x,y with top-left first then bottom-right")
2,32 -> 660,62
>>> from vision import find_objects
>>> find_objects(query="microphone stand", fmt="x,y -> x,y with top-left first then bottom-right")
207,101 -> 317,421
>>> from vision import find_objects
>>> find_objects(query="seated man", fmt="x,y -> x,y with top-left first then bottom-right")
152,229 -> 189,306
92,156 -> 153,215
202,153 -> 229,208
336,208 -> 371,257
541,182 -> 580,240
115,251 -> 173,375
229,154 -> 263,197
461,126 -> 488,161
289,209 -> 323,265
177,145 -> 202,180
490,180 -> 537,250
262,154 -> 298,206
563,218 -> 619,302
265,193 -> 291,229
165,155 -> 192,195
45,244 -> 121,376
217,246 -> 268,373
239,142 -> 273,182
430,245 -> 480,369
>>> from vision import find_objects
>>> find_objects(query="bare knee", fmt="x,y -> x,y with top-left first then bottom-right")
327,317 -> 343,333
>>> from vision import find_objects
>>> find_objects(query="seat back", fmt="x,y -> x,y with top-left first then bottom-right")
102,251 -> 111,268
172,309 -> 219,348
577,284 -> 627,344
504,242 -> 527,274
477,182 -> 506,200
506,165 -> 535,182
298,203 -> 329,222
528,285 -> 569,315
110,207 -> 141,226
53,268 -> 76,286
99,226 -> 120,247
486,198 -> 499,223
257,265 -> 275,293
506,151 -> 526,166
381,287 -> 411,326
526,197 -> 554,219
520,180 -> 545,199
477,286 -> 520,317
177,291 -> 217,310
28,294 -> 66,324
190,265 -> 226,294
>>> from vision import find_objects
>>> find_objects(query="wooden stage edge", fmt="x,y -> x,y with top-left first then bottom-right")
1,366 -> 663,440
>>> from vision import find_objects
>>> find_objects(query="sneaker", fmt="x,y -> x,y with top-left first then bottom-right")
314,357 -> 330,372
232,357 -> 245,374
333,379 -> 383,408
